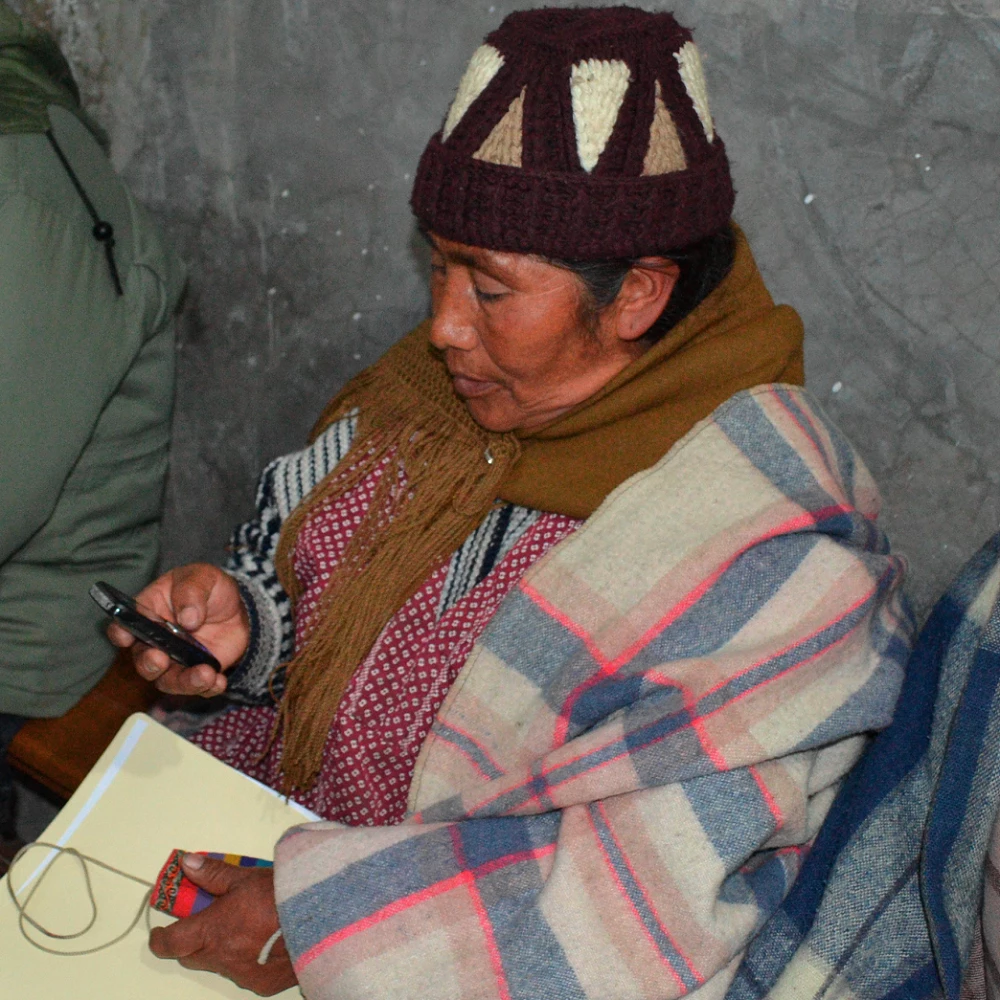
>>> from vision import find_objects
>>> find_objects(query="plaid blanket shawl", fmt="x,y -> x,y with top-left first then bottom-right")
273,385 -> 913,1000
728,532 -> 1000,1000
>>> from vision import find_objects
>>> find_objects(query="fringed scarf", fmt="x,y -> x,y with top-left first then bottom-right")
272,225 -> 803,791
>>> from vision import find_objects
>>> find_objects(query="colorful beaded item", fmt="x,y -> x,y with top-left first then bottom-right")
150,849 -> 272,918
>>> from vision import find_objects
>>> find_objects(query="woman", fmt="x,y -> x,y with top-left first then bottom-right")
112,8 -> 912,998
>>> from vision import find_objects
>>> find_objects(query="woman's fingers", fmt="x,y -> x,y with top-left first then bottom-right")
152,662 -> 227,697
149,919 -> 205,961
126,640 -> 225,696
105,620 -> 135,648
147,866 -> 295,994
116,634 -> 227,696
105,563 -> 248,680
169,563 -> 224,630
131,575 -> 181,620
133,645 -> 172,679
180,854 -> 243,895
171,563 -> 243,628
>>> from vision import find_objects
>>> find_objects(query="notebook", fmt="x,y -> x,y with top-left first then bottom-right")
0,713 -> 317,998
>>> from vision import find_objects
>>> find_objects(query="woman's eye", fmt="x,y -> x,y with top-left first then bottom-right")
473,285 -> 505,303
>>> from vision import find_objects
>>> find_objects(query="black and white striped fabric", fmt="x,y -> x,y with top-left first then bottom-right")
223,415 -> 541,705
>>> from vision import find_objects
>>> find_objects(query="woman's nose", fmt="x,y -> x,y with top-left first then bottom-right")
429,275 -> 478,351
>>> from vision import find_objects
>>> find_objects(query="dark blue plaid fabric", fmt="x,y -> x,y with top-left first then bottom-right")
729,533 -> 1000,1000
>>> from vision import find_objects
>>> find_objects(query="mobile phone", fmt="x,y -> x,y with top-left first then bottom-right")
90,580 -> 222,672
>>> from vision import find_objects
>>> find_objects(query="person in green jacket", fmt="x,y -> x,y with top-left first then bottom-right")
0,3 -> 185,863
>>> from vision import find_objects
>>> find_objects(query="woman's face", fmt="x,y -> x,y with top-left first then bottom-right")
427,233 -> 650,433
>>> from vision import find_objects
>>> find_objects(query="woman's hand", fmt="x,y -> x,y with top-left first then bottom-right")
107,563 -> 250,697
149,854 -> 297,996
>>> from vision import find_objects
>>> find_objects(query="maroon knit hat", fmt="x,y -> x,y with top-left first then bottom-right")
411,6 -> 734,260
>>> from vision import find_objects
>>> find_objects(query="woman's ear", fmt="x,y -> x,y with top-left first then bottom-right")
606,258 -> 680,343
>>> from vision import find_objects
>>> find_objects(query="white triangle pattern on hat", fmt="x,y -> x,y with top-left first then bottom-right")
675,42 -> 715,142
443,44 -> 506,141
570,59 -> 632,173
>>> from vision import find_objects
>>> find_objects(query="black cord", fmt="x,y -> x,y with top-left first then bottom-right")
45,129 -> 124,297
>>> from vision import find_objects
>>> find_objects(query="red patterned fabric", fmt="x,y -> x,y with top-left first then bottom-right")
193,467 -> 579,824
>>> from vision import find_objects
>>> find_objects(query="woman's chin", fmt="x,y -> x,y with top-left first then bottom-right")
461,395 -> 520,433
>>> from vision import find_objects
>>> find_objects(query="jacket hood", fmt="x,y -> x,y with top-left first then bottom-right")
0,1 -> 103,142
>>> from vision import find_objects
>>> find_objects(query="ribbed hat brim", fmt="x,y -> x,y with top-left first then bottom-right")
412,132 -> 735,258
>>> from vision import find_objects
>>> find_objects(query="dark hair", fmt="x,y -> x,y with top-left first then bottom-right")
549,226 -> 736,344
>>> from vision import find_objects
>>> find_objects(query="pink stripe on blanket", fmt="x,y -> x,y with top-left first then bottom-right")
766,385 -> 832,470
294,839 -> 556,978
748,765 -> 786,828
431,720 -> 506,780
464,584 -> 877,817
449,826 -> 513,1000
588,801 -> 704,988
295,871 -> 472,971
530,504 -> 856,748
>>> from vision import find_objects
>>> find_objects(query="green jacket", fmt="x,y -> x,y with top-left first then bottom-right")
0,4 -> 185,716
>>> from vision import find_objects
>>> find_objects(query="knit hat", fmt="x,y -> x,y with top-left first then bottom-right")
411,6 -> 734,260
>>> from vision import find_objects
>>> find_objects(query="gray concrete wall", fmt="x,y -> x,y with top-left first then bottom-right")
14,0 -> 1000,615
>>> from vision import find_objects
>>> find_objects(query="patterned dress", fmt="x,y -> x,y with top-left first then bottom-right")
190,416 -> 580,823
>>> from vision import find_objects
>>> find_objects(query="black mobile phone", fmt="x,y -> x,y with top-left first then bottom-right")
89,580 -> 222,672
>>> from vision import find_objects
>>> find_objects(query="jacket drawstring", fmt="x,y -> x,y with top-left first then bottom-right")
45,128 -> 123,296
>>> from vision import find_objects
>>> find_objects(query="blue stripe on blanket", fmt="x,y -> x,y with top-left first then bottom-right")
721,849 -> 798,917
786,576 -> 911,750
714,393 -> 842,521
463,715 -> 709,818
727,531 -> 1000,1000
629,534 -> 819,668
567,535 -> 818,737
567,674 -> 648,735
587,801 -> 704,991
684,769 -> 781,868
770,386 -> 829,462
717,391 -> 889,557
487,525 -> 819,744
487,901 -> 587,1000
452,819 -> 588,1000
922,602 -> 1000,994
691,569 -> 887,721
751,854 -> 799,919
765,387 -> 858,513
591,711 -> 706,785
482,484 -> 876,747
451,815 -> 590,1000
430,723 -> 507,781
801,657 -> 902,749
453,813 -> 559,871
882,962 -> 941,1000
279,827 -> 463,949
483,588 -> 594,697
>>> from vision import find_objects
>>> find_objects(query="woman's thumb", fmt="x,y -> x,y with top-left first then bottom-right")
181,853 -> 240,896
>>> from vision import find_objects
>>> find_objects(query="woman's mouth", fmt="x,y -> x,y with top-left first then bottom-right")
450,373 -> 498,398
